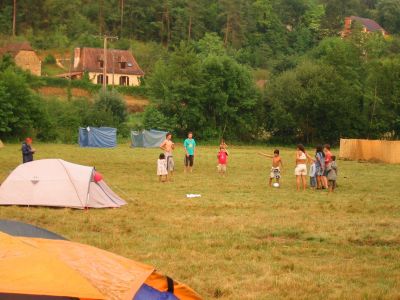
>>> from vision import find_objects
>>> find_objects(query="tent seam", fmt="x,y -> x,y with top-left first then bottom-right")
57,159 -> 85,208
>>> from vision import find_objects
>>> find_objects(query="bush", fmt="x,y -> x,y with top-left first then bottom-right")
142,106 -> 171,131
44,54 -> 56,64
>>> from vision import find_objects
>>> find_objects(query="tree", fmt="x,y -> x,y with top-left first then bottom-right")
377,0 -> 400,34
0,68 -> 46,139
93,90 -> 128,128
266,60 -> 365,143
147,40 -> 260,140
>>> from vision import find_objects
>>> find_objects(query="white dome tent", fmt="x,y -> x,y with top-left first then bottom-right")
0,159 -> 126,209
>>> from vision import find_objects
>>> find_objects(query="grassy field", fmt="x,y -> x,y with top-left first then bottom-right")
1,143 -> 400,299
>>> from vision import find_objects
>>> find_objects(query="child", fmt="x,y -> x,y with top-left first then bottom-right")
326,155 -> 338,193
259,149 -> 283,187
217,147 -> 228,176
157,153 -> 168,182
309,162 -> 317,190
315,145 -> 326,189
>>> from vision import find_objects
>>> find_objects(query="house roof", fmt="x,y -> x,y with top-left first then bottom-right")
0,42 -> 35,57
350,16 -> 386,33
74,47 -> 144,76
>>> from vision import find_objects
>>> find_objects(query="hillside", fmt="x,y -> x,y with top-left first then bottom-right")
37,86 -> 149,113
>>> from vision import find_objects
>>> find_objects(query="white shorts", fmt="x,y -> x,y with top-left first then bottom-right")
295,164 -> 307,176
217,164 -> 226,172
270,167 -> 281,179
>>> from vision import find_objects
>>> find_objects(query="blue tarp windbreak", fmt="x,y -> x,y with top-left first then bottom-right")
79,127 -> 117,148
131,129 -> 167,148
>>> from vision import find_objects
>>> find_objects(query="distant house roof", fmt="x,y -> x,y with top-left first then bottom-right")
0,42 -> 35,57
350,16 -> 386,33
74,47 -> 144,76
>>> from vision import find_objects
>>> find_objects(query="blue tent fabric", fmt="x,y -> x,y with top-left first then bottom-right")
131,130 -> 167,148
0,219 -> 67,240
133,284 -> 179,300
79,127 -> 117,148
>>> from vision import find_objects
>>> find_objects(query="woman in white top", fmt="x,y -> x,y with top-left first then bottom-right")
295,144 -> 314,191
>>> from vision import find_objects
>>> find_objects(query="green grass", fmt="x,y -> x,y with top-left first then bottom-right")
42,63 -> 66,76
1,144 -> 400,299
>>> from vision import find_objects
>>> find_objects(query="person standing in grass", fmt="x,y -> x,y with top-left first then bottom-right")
309,161 -> 317,190
326,155 -> 338,193
157,153 -> 168,182
21,137 -> 35,163
217,146 -> 228,176
258,149 -> 283,187
183,132 -> 196,173
315,145 -> 326,189
295,144 -> 314,191
323,144 -> 332,188
160,133 -> 175,180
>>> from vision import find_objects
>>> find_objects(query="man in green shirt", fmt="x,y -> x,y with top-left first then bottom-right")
184,132 -> 196,173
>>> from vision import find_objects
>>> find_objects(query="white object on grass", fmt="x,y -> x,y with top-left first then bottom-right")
273,183 -> 280,188
186,194 -> 201,198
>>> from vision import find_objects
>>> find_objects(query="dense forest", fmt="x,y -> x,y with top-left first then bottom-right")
1,0 -> 400,143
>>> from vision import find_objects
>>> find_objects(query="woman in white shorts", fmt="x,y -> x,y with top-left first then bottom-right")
295,144 -> 313,191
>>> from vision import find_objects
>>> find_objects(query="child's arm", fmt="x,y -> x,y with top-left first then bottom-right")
306,153 -> 315,163
258,152 -> 273,158
160,140 -> 166,151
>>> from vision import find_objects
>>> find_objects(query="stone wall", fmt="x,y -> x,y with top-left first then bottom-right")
15,51 -> 41,76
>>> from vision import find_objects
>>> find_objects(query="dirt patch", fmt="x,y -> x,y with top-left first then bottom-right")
256,79 -> 266,89
125,95 -> 149,113
38,87 -> 91,99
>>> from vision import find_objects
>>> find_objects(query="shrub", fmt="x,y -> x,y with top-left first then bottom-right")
44,54 -> 56,64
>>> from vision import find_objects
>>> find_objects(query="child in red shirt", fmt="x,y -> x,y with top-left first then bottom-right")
217,147 -> 228,176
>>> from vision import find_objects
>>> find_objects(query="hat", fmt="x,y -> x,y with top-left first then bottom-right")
25,137 -> 32,143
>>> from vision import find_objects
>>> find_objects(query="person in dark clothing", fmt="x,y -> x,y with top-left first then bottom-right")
21,137 -> 35,163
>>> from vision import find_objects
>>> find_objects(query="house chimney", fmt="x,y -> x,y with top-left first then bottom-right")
344,17 -> 352,30
73,47 -> 81,69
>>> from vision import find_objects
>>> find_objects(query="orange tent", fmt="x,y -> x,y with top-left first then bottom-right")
0,221 -> 201,300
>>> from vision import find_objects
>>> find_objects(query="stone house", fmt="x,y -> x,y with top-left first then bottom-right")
64,47 -> 144,86
0,42 -> 41,76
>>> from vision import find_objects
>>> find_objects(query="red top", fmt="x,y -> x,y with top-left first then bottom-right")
325,151 -> 332,166
218,151 -> 228,164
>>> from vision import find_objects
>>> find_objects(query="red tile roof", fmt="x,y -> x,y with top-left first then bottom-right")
0,42 -> 35,57
74,47 -> 144,76
350,16 -> 387,33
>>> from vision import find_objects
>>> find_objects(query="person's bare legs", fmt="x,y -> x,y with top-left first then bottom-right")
323,176 -> 328,188
269,178 -> 272,187
296,175 -> 301,191
317,176 -> 322,189
302,175 -> 307,191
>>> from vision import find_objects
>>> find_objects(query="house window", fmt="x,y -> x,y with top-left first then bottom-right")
120,62 -> 126,69
97,74 -> 109,85
99,60 -> 104,68
119,76 -> 129,86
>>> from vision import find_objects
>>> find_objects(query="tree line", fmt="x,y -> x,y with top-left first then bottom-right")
1,0 -> 400,68
0,0 -> 400,144
144,32 -> 400,143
